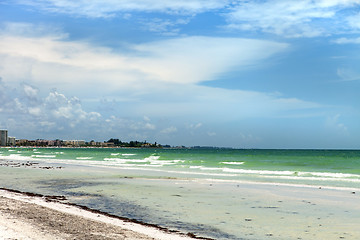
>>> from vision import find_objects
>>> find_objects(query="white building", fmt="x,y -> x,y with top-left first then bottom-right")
63,140 -> 86,147
0,130 -> 8,146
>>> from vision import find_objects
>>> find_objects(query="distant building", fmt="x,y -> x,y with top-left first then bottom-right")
0,130 -> 8,146
63,140 -> 86,147
7,137 -> 16,146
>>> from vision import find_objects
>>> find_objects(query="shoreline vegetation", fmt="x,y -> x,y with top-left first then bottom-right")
0,187 -> 209,240
10,138 -> 165,148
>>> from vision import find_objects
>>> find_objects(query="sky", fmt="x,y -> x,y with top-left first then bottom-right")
0,0 -> 360,149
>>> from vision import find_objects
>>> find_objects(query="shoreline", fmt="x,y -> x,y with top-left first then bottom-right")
1,175 -> 360,239
0,187 -> 209,240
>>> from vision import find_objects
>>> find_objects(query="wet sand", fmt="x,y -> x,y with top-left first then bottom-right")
0,189 -> 195,240
1,159 -> 360,239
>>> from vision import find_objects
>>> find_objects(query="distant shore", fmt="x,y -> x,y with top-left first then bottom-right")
0,188 -> 200,240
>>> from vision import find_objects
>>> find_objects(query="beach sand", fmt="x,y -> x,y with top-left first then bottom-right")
0,189 -> 195,240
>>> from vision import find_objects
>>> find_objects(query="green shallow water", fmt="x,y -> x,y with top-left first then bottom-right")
1,148 -> 360,239
1,148 -> 360,188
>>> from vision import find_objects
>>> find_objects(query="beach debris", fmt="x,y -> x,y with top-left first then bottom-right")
44,195 -> 67,202
0,160 -> 63,169
171,194 -> 182,197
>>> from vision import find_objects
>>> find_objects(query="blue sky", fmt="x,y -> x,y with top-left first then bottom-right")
0,0 -> 360,148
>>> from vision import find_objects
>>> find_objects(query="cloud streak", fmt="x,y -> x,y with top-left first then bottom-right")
0,22 -> 288,92
225,0 -> 360,37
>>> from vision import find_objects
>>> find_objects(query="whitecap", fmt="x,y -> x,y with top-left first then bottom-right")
76,157 -> 94,160
221,161 -> 244,165
103,158 -> 148,164
3,154 -> 34,161
263,175 -> 360,183
32,155 -> 56,158
127,159 -> 149,163
189,166 -> 202,169
298,171 -> 359,178
144,155 -> 160,161
222,168 -> 295,175
200,167 -> 222,171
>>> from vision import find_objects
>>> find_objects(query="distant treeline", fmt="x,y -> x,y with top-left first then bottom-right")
106,138 -> 161,148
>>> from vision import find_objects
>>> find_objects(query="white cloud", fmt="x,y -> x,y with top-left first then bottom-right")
188,123 -> 203,129
325,114 -> 348,133
225,0 -> 360,37
28,107 -> 42,116
0,23 -> 288,91
316,0 -> 360,8
207,132 -> 216,137
334,37 -> 360,44
346,12 -> 360,29
160,126 -> 178,134
337,68 -> 360,81
132,36 -> 288,84
0,80 -> 101,132
139,17 -> 191,35
0,22 -> 66,38
144,123 -> 156,130
22,84 -> 39,100
12,0 -> 360,38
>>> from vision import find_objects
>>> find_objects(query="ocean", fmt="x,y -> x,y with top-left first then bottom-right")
1,147 -> 360,239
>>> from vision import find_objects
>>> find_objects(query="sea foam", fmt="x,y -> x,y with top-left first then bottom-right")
221,162 -> 245,165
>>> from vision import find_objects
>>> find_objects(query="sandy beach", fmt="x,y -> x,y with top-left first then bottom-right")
0,188 -> 195,240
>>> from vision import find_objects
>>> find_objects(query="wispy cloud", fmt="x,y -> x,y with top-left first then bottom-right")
337,67 -> 360,81
325,114 -> 348,133
16,0 -> 229,17
139,17 -> 191,35
0,22 -> 66,38
346,12 -> 360,29
333,37 -> 360,44
160,126 -> 178,134
0,22 -> 289,91
13,0 -> 360,38
225,0 -> 360,37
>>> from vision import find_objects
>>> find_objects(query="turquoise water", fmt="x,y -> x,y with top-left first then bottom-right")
1,147 -> 360,239
1,148 -> 360,189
